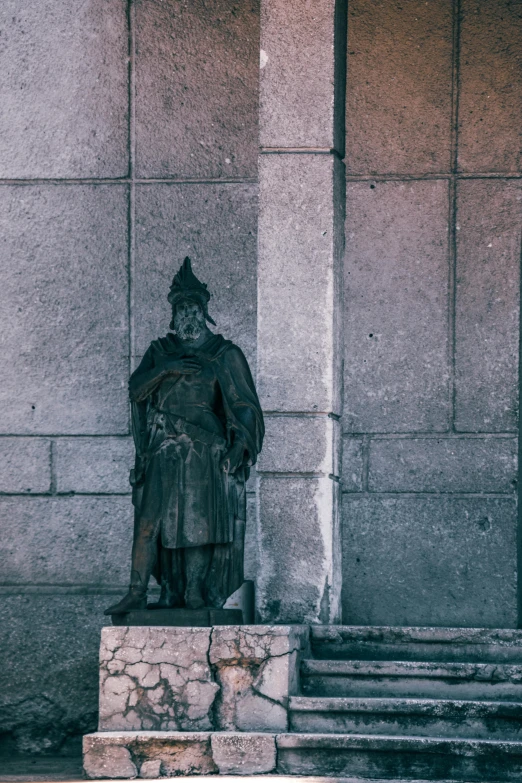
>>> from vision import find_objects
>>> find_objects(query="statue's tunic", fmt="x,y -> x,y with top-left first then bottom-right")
129,332 -> 264,603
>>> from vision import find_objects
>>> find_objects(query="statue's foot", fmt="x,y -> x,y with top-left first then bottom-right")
185,586 -> 205,610
104,590 -> 147,615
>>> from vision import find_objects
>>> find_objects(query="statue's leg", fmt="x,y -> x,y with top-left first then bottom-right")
184,545 -> 212,609
104,514 -> 158,615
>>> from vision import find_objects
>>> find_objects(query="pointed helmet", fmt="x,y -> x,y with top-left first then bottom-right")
167,257 -> 216,326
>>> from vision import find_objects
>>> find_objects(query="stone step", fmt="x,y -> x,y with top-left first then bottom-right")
310,626 -> 522,663
276,732 -> 522,781
300,659 -> 522,700
84,730 -> 522,781
289,696 -> 522,739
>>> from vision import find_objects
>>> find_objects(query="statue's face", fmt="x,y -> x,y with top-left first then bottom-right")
173,298 -> 205,341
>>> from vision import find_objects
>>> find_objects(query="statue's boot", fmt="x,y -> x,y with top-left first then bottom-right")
185,585 -> 206,610
104,570 -> 148,615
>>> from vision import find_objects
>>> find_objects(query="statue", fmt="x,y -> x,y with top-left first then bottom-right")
106,258 -> 264,615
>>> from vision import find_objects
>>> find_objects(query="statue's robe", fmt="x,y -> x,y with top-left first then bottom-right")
130,332 -> 264,607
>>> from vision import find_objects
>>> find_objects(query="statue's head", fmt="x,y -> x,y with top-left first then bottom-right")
168,257 -> 216,339
172,297 -> 206,341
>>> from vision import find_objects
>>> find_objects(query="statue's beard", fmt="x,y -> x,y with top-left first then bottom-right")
174,312 -> 205,341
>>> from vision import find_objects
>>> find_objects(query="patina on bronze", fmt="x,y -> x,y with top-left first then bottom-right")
105,258 -> 264,617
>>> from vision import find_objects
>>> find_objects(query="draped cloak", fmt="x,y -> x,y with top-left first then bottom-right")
129,332 -> 264,606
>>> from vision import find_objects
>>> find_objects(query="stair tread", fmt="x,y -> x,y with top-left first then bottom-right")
276,731 -> 522,752
289,696 -> 522,715
310,626 -> 522,645
301,659 -> 522,680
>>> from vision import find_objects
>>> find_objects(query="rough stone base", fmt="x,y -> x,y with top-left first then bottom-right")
83,731 -> 277,778
98,625 -> 309,733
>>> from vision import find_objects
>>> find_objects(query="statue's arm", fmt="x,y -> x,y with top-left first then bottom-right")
129,348 -> 202,402
128,349 -> 166,402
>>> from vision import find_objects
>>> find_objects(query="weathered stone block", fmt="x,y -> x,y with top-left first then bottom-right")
257,477 -> 341,624
369,437 -> 517,493
344,180 -> 450,433
134,0 -> 258,179
341,436 -> 364,492
258,154 -> 344,415
0,437 -> 51,493
0,0 -> 128,178
342,496 -> 517,628
211,733 -> 276,775
0,593 -> 107,755
55,438 -> 133,494
83,732 -> 216,779
134,184 -> 257,367
0,185 -> 129,435
458,0 -> 522,173
345,0 -> 453,174
209,625 -> 308,732
455,180 -> 521,432
258,416 -> 340,475
99,627 -> 218,732
0,496 -> 132,585
259,0 -> 345,151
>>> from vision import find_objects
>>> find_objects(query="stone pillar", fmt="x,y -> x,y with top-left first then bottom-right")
256,0 -> 346,623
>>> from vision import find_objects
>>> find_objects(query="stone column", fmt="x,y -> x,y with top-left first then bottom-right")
256,0 -> 346,623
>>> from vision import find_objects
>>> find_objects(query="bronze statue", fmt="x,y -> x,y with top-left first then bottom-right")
106,258 -> 264,614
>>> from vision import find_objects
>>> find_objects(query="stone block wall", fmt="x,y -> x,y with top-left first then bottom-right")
0,0 -> 259,756
342,0 -> 522,628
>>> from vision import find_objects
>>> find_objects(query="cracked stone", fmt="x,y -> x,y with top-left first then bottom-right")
83,745 -> 137,780
138,759 -> 162,778
211,733 -> 277,775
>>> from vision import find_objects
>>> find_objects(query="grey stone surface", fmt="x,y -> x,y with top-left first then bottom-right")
455,179 -> 521,432
99,627 -> 218,732
300,658 -> 522,702
458,0 -> 522,173
134,184 -> 257,367
0,185 -> 129,435
55,438 -> 133,494
211,733 -> 277,775
368,437 -> 517,493
341,437 -> 364,492
134,0 -> 259,179
258,416 -> 339,475
289,694 -> 522,740
257,477 -> 340,624
344,180 -> 450,433
0,437 -> 51,494
345,0 -> 453,174
258,154 -> 344,415
275,732 -> 522,780
244,493 -> 258,581
259,0 -> 345,151
342,496 -> 517,628
0,496 -> 132,585
83,732 -> 217,779
209,625 -> 307,732
0,593 -> 107,754
0,0 -> 128,178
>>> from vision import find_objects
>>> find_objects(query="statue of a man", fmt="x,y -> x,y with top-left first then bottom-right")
106,258 -> 264,614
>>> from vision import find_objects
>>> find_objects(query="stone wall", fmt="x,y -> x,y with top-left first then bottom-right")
341,0 -> 522,627
0,0 -> 259,756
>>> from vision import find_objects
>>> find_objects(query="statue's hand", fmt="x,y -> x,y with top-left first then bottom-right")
220,441 -> 245,475
162,357 -> 201,375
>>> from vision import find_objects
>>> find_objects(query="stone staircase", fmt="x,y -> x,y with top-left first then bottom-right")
277,625 -> 522,780
84,624 -> 522,781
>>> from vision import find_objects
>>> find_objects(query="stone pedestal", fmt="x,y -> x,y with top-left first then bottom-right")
84,624 -> 309,778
